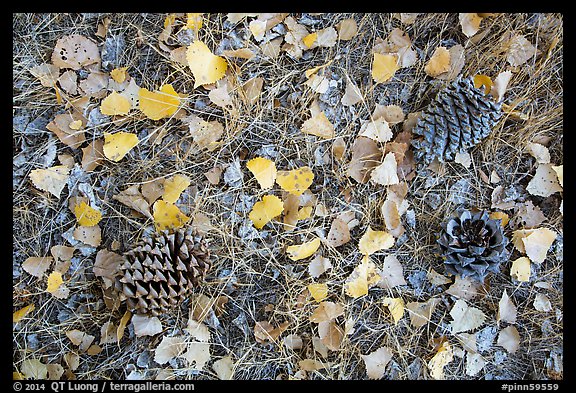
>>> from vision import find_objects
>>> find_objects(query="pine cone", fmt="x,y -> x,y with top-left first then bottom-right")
115,227 -> 211,316
438,209 -> 508,282
411,77 -> 502,164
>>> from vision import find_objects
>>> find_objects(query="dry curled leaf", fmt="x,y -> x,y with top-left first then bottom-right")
113,185 -> 152,219
346,137 -> 382,183
93,249 -> 123,289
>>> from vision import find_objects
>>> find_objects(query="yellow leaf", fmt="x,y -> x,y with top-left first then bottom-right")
358,227 -> 395,255
473,74 -> 493,95
382,297 -> 405,324
249,195 -> 284,229
297,206 -> 313,220
29,165 -> 70,198
489,211 -> 509,227
428,341 -> 454,380
117,310 -> 132,346
13,304 -> 35,323
286,238 -> 321,261
152,200 -> 190,232
246,157 -> 277,190
424,46 -> 451,77
187,41 -> 228,88
73,201 -> 102,226
139,84 -> 181,120
69,120 -> 83,130
303,32 -> 317,48
110,67 -> 128,83
162,174 -> 191,204
308,283 -> 328,302
100,91 -> 131,116
46,271 -> 64,293
103,132 -> 139,162
186,13 -> 203,31
372,53 -> 399,84
345,256 -> 381,298
164,13 -> 176,28
276,166 -> 314,196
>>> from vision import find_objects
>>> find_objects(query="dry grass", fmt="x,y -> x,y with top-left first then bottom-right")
13,13 -> 562,380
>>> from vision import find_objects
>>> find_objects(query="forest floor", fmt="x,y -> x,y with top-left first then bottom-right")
13,13 -> 563,380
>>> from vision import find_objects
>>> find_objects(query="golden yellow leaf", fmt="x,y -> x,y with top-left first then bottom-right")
187,41 -> 228,88
162,174 -> 191,204
13,304 -> 35,323
73,201 -> 102,227
372,53 -> 399,84
29,165 -> 70,198
139,84 -> 181,120
489,211 -> 509,227
186,13 -> 203,31
303,32 -> 317,48
286,238 -> 321,261
428,341 -> 454,380
152,200 -> 190,232
249,195 -> 284,229
69,120 -> 83,130
301,100 -> 335,138
473,74 -> 493,95
308,283 -> 328,302
424,46 -> 451,77
382,297 -> 405,324
298,206 -> 313,220
344,256 -> 381,298
103,132 -> 139,162
100,91 -> 131,116
164,13 -> 176,28
276,166 -> 314,196
358,227 -> 395,255
46,271 -> 63,293
246,157 -> 277,190
110,67 -> 128,83
117,310 -> 132,345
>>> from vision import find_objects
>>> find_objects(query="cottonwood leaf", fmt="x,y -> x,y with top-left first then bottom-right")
459,13 -> 484,37
454,151 -> 472,168
247,157 -> 277,190
13,304 -> 35,324
377,255 -> 407,289
497,326 -> 520,353
154,336 -> 186,365
424,46 -> 451,77
427,269 -> 452,286
22,257 -> 53,278
372,53 -> 399,83
308,255 -> 333,278
318,320 -> 343,351
64,352 -> 79,371
29,165 -> 70,198
511,200 -> 544,229
373,104 -> 405,125
428,342 -> 453,380
81,139 -> 105,172
308,283 -> 328,302
552,165 -> 563,188
46,363 -> 65,380
100,91 -> 131,116
286,238 -> 321,261
346,137 -> 382,183
309,301 -> 344,323
113,185 -> 152,219
242,77 -> 264,106
132,314 -> 163,337
21,359 -> 48,380
341,78 -> 363,106
516,227 -> 557,263
336,18 -> 358,40
30,63 -> 60,87
489,211 -> 510,228
326,218 -> 351,247
510,257 -> 531,282
212,356 -> 234,380
362,347 -> 393,380
162,174 -> 190,204
58,70 -> 78,95
253,321 -> 289,344
465,352 -> 486,377
381,199 -> 404,238
344,256 -> 381,298
382,297 -> 405,324
51,34 -> 100,70
73,201 -> 102,227
299,359 -> 330,371
359,118 -> 393,143
358,227 -> 394,255
370,152 -> 399,186
283,334 -> 304,350
446,275 -> 481,300
66,329 -> 95,352
103,132 -> 139,162
208,78 -> 233,108
152,200 -> 190,232
186,41 -> 228,88
73,225 -> 102,247
110,67 -> 128,83
436,45 -> 465,81
527,143 -> 551,164
491,70 -> 513,102
186,13 -> 203,31
46,271 -> 65,295
449,299 -> 486,334
182,342 -> 211,371
276,166 -> 314,196
506,34 -> 536,66
301,100 -> 335,139
533,293 -> 552,312
46,113 -> 86,148
249,195 -> 283,229
186,320 -> 211,342
184,114 -> 225,151
497,289 -> 517,324
406,298 -> 440,328
139,84 -> 181,120
117,310 -> 131,345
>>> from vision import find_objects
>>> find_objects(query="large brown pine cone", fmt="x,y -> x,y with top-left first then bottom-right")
411,77 -> 502,164
115,227 -> 211,316
438,209 -> 509,282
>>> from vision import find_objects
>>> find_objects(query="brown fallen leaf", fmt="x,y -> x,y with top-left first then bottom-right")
326,217 -> 351,247
52,34 -> 100,70
47,113 -> 86,149
346,137 -> 382,183
254,320 -> 289,344
22,257 -> 53,278
301,100 -> 335,139
113,185 -> 153,219
93,249 -> 124,289
73,225 -> 102,247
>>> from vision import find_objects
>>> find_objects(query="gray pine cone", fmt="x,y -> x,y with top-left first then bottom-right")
115,227 -> 211,316
438,209 -> 508,282
411,77 -> 502,164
